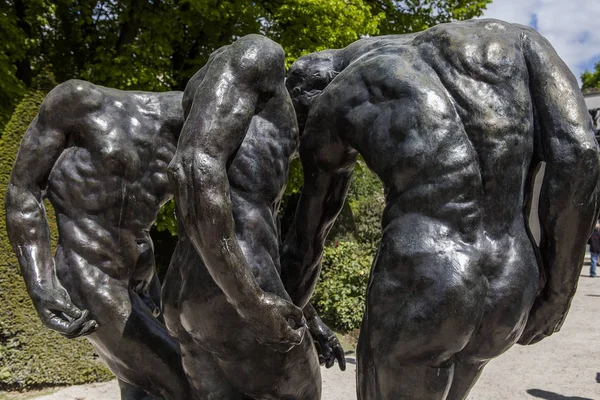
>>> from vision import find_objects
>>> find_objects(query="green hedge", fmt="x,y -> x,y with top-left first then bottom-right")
0,74 -> 112,389
312,242 -> 375,332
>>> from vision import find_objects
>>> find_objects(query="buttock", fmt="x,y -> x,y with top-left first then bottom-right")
361,215 -> 488,365
458,233 -> 540,361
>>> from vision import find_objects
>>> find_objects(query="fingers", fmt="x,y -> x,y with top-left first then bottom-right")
266,325 -> 306,353
43,308 -> 98,338
61,319 -> 99,339
53,297 -> 83,319
284,324 -> 306,346
518,328 -> 548,345
267,342 -> 298,353
333,344 -> 346,371
320,340 -> 331,359
326,355 -> 335,368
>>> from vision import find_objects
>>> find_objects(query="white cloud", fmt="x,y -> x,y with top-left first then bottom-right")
481,0 -> 600,83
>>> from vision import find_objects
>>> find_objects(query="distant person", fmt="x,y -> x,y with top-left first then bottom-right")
588,223 -> 600,277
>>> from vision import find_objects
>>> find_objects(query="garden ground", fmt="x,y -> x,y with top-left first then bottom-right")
2,270 -> 599,400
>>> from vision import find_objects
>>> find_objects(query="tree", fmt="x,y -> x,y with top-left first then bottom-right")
0,0 -> 492,131
0,0 -> 55,130
582,61 -> 600,92
366,0 -> 491,34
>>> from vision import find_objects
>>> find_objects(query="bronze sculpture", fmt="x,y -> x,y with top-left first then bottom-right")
4,81 -> 196,399
5,18 -> 598,400
5,35 -> 343,400
282,19 -> 600,400
163,34 -> 344,400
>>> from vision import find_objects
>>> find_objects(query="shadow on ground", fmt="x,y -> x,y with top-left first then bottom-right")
526,389 -> 593,400
345,357 -> 356,365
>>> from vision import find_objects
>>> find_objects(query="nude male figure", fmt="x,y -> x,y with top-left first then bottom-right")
5,81 -> 196,399
163,34 -> 343,399
281,19 -> 600,400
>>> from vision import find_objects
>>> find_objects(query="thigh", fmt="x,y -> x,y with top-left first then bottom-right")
180,341 -> 245,400
86,291 -> 194,400
118,379 -> 160,400
56,250 -> 194,400
445,360 -> 488,400
217,336 -> 321,400
357,332 -> 453,400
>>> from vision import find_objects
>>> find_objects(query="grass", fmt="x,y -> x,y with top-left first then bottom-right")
337,329 -> 360,353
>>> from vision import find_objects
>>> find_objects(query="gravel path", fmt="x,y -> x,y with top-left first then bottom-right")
28,273 -> 600,400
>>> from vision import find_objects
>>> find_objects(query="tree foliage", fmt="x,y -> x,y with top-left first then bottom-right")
367,0 -> 491,34
0,0 -> 491,131
312,242 -> 373,332
581,61 -> 600,92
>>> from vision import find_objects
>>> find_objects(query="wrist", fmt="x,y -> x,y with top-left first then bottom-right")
234,289 -> 266,319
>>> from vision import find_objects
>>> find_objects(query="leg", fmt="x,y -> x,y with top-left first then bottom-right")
162,248 -> 243,400
590,253 -> 598,277
357,216 -> 486,400
118,379 -> 160,400
453,233 -> 539,397
56,249 -> 196,400
164,236 -> 321,400
358,322 -> 454,400
445,360 -> 487,400
87,291 -> 196,400
178,341 -> 245,400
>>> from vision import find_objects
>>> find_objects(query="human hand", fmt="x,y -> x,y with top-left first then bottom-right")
518,297 -> 566,345
308,318 -> 346,370
240,292 -> 307,353
30,278 -> 98,339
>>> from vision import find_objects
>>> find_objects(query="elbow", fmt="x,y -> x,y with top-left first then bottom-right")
167,153 -> 223,192
548,142 -> 600,184
167,152 -> 230,224
5,183 -> 38,213
167,157 -> 188,192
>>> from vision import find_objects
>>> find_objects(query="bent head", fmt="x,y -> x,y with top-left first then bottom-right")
286,50 -> 340,133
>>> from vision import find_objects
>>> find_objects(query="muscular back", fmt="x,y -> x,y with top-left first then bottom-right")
413,20 -> 535,235
13,80 -> 183,279
292,20 -> 552,238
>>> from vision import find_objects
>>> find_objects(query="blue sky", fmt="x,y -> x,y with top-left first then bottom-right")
480,0 -> 600,83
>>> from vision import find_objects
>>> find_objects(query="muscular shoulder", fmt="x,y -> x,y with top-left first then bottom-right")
228,34 -> 286,90
409,19 -> 530,81
39,79 -> 104,127
413,19 -> 523,45
43,80 -> 103,111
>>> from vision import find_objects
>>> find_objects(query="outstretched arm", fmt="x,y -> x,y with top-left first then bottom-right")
168,41 -> 305,351
281,97 -> 357,308
518,29 -> 600,344
5,97 -> 96,338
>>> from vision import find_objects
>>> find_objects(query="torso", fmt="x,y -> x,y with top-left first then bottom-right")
336,20 -> 535,242
171,58 -> 298,356
45,81 -> 183,281
321,20 -> 538,289
323,21 -> 540,359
